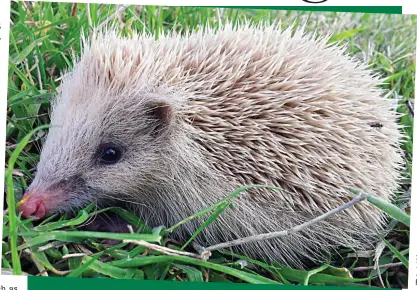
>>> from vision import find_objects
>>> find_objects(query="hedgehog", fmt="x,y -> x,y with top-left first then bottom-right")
17,22 -> 404,268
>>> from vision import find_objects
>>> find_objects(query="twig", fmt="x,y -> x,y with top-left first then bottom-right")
71,3 -> 77,17
74,244 -> 94,256
86,3 -> 92,28
37,241 -> 68,252
203,193 -> 366,254
3,168 -> 24,177
352,262 -> 405,272
373,240 -> 386,284
62,253 -> 88,259
216,8 -> 222,23
346,250 -> 375,258
13,113 -> 49,121
7,136 -> 41,150
123,240 -> 207,259
24,59 -> 34,84
94,5 -> 129,32
34,55 -> 43,90
376,264 -> 385,288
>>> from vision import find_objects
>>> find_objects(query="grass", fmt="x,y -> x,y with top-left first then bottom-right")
3,1 -> 415,288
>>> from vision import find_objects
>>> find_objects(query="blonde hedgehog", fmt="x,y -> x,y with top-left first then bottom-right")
18,22 -> 404,268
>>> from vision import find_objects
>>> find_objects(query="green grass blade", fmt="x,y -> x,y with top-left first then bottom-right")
110,255 -> 279,284
11,36 -> 48,64
303,264 -> 329,285
66,254 -> 102,278
172,263 -> 204,282
164,185 -> 282,234
5,124 -> 49,275
17,231 -> 162,251
181,202 -> 229,250
350,188 -> 410,227
383,238 -> 409,269
82,256 -> 144,279
33,210 -> 90,231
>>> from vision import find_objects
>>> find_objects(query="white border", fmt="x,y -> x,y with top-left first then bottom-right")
1,274 -> 28,290
0,1 -> 416,290
0,0 -> 11,271
0,1 -> 27,289
408,39 -> 417,290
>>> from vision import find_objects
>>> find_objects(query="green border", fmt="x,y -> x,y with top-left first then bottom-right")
27,276 -> 401,290
204,6 -> 402,14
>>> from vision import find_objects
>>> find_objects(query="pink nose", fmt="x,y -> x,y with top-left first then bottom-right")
18,198 -> 47,219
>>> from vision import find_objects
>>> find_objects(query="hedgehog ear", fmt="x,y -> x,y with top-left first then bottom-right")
145,100 -> 174,137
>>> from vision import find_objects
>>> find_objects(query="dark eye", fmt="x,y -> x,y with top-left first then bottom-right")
99,144 -> 122,165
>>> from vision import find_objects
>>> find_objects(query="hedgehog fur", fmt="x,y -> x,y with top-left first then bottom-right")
20,22 -> 404,268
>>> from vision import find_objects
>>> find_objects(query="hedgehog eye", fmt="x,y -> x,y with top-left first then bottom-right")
98,144 -> 122,165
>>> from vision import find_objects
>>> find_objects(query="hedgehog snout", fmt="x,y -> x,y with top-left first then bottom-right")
18,185 -> 67,219
18,194 -> 47,219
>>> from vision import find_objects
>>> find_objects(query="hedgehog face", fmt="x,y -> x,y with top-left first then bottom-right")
17,87 -> 177,221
